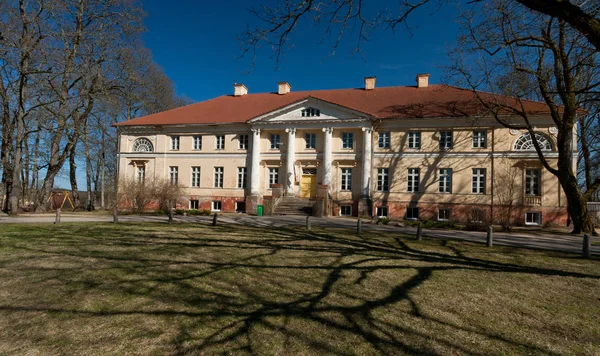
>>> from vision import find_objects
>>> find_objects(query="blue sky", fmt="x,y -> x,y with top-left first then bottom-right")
57,0 -> 461,189
141,0 -> 461,101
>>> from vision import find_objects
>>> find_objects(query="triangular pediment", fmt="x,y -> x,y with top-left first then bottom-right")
248,97 -> 372,123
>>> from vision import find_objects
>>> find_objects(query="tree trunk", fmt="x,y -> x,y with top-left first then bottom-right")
69,144 -> 80,209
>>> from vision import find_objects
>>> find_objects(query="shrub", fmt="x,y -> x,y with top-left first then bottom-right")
377,217 -> 391,225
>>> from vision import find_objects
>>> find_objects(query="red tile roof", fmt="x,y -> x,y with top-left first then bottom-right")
114,84 -> 554,127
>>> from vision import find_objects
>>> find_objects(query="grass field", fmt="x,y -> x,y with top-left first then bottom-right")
0,222 -> 598,355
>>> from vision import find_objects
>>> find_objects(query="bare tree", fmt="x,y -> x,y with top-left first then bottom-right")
494,160 -> 520,231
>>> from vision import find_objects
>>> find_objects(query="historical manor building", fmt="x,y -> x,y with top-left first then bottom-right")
115,75 -> 571,226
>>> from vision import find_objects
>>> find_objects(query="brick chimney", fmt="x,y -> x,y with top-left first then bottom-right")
234,83 -> 248,96
278,82 -> 291,95
364,76 -> 376,90
416,73 -> 430,88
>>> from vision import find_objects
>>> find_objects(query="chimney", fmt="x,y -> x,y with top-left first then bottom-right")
364,76 -> 376,90
416,73 -> 430,88
233,83 -> 248,96
278,82 -> 291,95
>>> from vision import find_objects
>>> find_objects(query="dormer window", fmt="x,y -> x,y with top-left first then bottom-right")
301,108 -> 320,117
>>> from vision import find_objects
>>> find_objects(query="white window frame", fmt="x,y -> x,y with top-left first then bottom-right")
169,166 -> 178,185
407,168 -> 420,193
136,166 -> 145,183
376,206 -> 389,218
472,168 -> 486,194
438,208 -> 451,221
378,132 -> 390,149
341,132 -> 354,149
408,131 -> 421,149
237,167 -> 247,189
439,131 -> 453,150
239,134 -> 248,150
170,136 -> 180,150
341,168 -> 352,191
301,108 -> 320,117
193,135 -> 202,150
270,134 -> 281,150
525,168 -> 540,196
269,168 -> 279,187
305,133 -> 316,149
211,201 -> 222,212
191,167 -> 201,188
189,199 -> 199,210
406,207 -> 419,220
132,138 -> 153,152
377,168 -> 389,192
340,205 -> 352,216
216,135 -> 225,150
214,167 -> 223,188
472,131 -> 487,148
525,211 -> 541,226
438,168 -> 452,193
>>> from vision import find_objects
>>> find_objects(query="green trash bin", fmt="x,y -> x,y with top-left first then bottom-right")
257,205 -> 264,216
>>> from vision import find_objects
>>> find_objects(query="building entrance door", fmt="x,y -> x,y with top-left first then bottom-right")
300,168 -> 317,198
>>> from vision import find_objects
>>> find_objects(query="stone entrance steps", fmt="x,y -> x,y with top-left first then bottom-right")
275,196 -> 313,216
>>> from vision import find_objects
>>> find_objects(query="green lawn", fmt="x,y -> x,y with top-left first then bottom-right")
0,223 -> 598,355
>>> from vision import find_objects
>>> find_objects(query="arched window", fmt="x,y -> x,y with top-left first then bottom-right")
132,138 -> 153,152
513,132 -> 553,151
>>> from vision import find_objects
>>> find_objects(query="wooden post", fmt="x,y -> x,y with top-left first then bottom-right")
168,207 -> 173,224
583,234 -> 591,259
54,208 -> 61,224
357,219 -> 362,235
113,206 -> 119,223
416,222 -> 422,241
487,226 -> 493,247
306,216 -> 311,231
212,213 -> 218,226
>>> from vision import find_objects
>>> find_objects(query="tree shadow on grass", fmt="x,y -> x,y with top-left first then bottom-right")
0,222 -> 598,355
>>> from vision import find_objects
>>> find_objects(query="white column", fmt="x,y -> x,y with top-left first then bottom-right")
250,128 -> 261,195
322,127 -> 333,187
285,128 -> 296,195
362,127 -> 373,197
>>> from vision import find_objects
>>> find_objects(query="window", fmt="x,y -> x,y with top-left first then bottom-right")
377,168 -> 389,192
132,138 -> 153,152
378,132 -> 390,149
525,168 -> 540,196
235,201 -> 246,213
189,199 -> 199,210
169,166 -> 178,185
301,107 -> 320,117
136,166 -> 145,183
214,167 -> 223,188
439,131 -> 453,150
471,208 -> 486,223
525,212 -> 541,225
342,132 -> 354,149
269,168 -> 279,187
216,135 -> 225,150
305,133 -> 316,149
376,206 -> 389,218
472,168 -> 486,194
193,135 -> 202,150
472,131 -> 487,148
514,132 -> 553,151
238,167 -> 247,189
191,167 -> 201,187
270,134 -> 281,149
212,201 -> 222,212
239,134 -> 248,150
341,168 -> 352,191
407,168 -> 420,193
170,136 -> 180,150
340,205 -> 352,216
438,208 -> 451,221
406,207 -> 419,220
438,168 -> 452,193
408,131 -> 421,149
